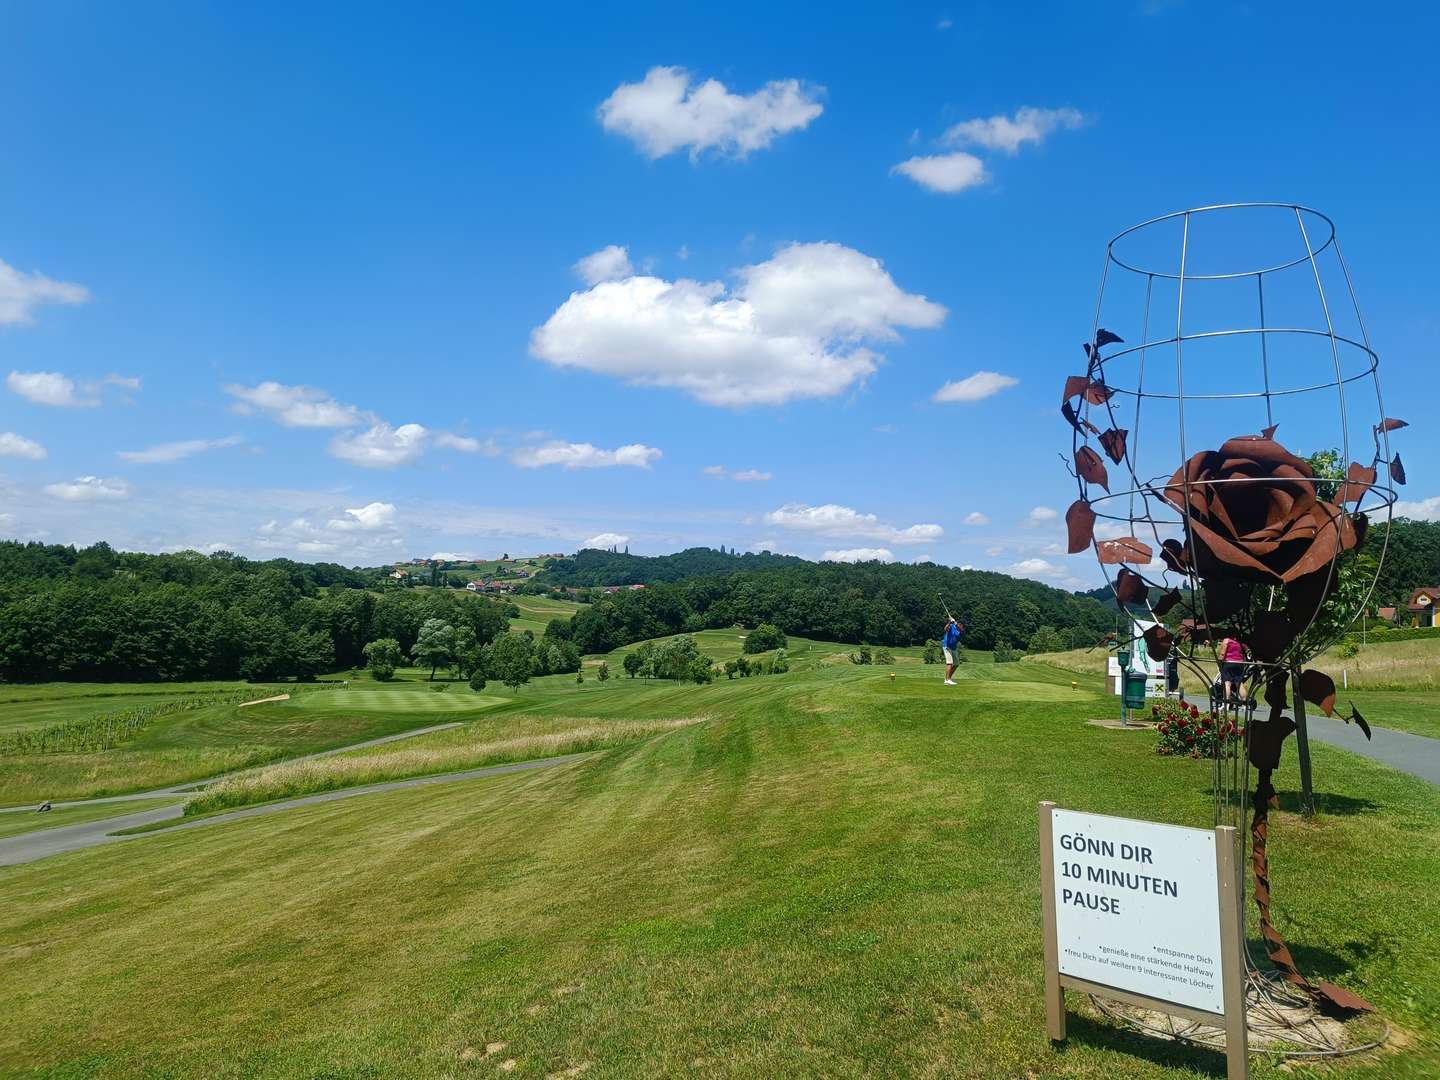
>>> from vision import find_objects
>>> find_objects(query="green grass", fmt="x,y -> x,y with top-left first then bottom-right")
0,681 -> 274,734
2,657 -> 1436,1077
0,687 -> 468,807
0,797 -> 180,840
314,687 -> 508,713
505,593 -> 588,635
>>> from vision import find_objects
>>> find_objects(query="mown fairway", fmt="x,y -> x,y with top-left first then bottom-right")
0,678 -> 506,806
2,652 -> 1437,1078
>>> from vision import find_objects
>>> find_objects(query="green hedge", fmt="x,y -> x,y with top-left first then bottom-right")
1343,625 -> 1440,645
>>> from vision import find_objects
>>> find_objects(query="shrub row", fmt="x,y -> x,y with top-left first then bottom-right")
1342,625 -> 1439,644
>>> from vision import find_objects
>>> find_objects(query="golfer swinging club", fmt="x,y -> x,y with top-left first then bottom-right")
942,614 -> 965,685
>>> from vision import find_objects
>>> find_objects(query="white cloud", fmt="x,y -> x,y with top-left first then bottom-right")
328,423 -> 428,469
1010,557 -> 1062,577
942,106 -> 1087,155
705,465 -> 771,481
431,551 -> 473,561
118,435 -> 244,465
0,259 -> 89,325
8,371 -> 90,407
512,441 -> 661,470
753,538 -> 780,552
224,381 -> 366,428
598,65 -> 823,160
1395,496 -> 1440,521
964,511 -> 990,526
823,547 -> 895,563
764,502 -> 942,545
891,151 -> 988,194
102,374 -> 141,392
433,432 -> 499,455
676,245 -> 690,262
44,476 -> 130,501
575,245 -> 634,286
1028,506 -> 1059,524
0,432 -> 46,459
326,502 -> 398,532
584,532 -> 629,548
933,370 -> 1019,403
531,241 -> 946,407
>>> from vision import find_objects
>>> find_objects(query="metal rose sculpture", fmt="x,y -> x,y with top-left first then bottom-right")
1063,205 -> 1406,1028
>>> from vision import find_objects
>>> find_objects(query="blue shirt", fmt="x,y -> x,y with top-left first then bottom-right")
943,623 -> 961,648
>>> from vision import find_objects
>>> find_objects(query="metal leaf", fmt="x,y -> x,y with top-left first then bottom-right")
1082,380 -> 1114,406
1391,453 -> 1407,486
1143,623 -> 1173,661
1377,417 -> 1409,433
1074,446 -> 1109,491
1098,427 -> 1127,465
1338,461 -> 1376,504
1152,589 -> 1182,616
1298,669 -> 1337,717
1096,537 -> 1152,564
1114,567 -> 1147,606
1062,375 -> 1090,404
1065,499 -> 1095,554
1094,328 -> 1123,348
1348,702 -> 1372,740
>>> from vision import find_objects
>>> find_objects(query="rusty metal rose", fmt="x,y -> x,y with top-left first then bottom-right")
1160,435 -> 1362,584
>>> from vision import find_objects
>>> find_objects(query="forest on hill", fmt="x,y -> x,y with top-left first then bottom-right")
547,558 -> 1116,653
0,542 -> 509,683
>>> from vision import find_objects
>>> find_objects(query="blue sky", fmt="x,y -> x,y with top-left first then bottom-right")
1,1 -> 1436,586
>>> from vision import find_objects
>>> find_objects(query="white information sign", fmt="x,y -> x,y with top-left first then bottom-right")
1049,808 -> 1223,1014
1107,619 -> 1168,698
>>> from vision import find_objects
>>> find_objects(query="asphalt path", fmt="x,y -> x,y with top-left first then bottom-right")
0,752 -> 595,867
1303,714 -> 1440,786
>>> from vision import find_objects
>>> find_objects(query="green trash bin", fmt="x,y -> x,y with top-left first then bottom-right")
1123,671 -> 1148,711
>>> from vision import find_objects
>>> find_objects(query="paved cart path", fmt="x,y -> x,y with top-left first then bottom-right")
0,721 -> 467,815
1304,714 -> 1440,786
0,753 -> 595,867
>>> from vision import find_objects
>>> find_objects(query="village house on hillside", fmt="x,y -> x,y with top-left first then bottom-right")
1406,587 -> 1440,627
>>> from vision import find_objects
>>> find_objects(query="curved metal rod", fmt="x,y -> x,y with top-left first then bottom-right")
1107,202 -> 1337,280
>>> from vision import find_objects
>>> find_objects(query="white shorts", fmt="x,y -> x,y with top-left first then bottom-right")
943,648 -> 956,665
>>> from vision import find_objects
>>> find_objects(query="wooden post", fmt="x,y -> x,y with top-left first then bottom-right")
1038,801 -> 1065,1041
1214,824 -> 1249,1080
1290,668 -> 1316,816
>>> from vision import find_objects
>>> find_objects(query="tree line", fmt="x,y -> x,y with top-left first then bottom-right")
0,542 -> 510,682
548,557 -> 1114,653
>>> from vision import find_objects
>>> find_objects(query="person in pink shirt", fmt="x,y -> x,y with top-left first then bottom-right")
1219,634 -> 1247,704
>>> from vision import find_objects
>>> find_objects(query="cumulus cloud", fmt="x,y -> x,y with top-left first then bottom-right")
942,106 -> 1087,155
1395,496 -> 1440,521
584,532 -> 629,549
432,432 -> 499,455
327,422 -> 429,469
1028,506 -> 1059,524
118,435 -> 244,465
531,241 -> 946,407
764,502 -> 942,545
891,151 -> 988,194
44,476 -> 130,501
575,245 -> 634,286
224,381 -> 366,428
1009,557 -> 1062,578
7,371 -> 90,407
933,370 -> 1018,403
512,441 -> 661,469
598,66 -> 823,160
0,259 -> 89,325
0,432 -> 46,459
964,511 -> 991,526
326,501 -> 398,531
823,547 -> 895,563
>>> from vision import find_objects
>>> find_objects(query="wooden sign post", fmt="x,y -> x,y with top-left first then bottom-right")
1039,801 -> 1248,1079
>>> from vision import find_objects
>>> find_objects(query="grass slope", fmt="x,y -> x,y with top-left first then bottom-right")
0,798 -> 180,839
0,678 -> 490,806
2,660 -> 1436,1077
0,681 -> 272,734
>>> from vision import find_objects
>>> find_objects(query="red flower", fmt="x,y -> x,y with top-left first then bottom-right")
1189,704 -> 1200,718
1152,704 -> 1160,715
1177,717 -> 1188,728
1185,734 -> 1195,744
1200,718 -> 1210,729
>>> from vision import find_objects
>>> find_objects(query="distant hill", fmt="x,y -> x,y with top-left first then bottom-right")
540,548 -> 1117,652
